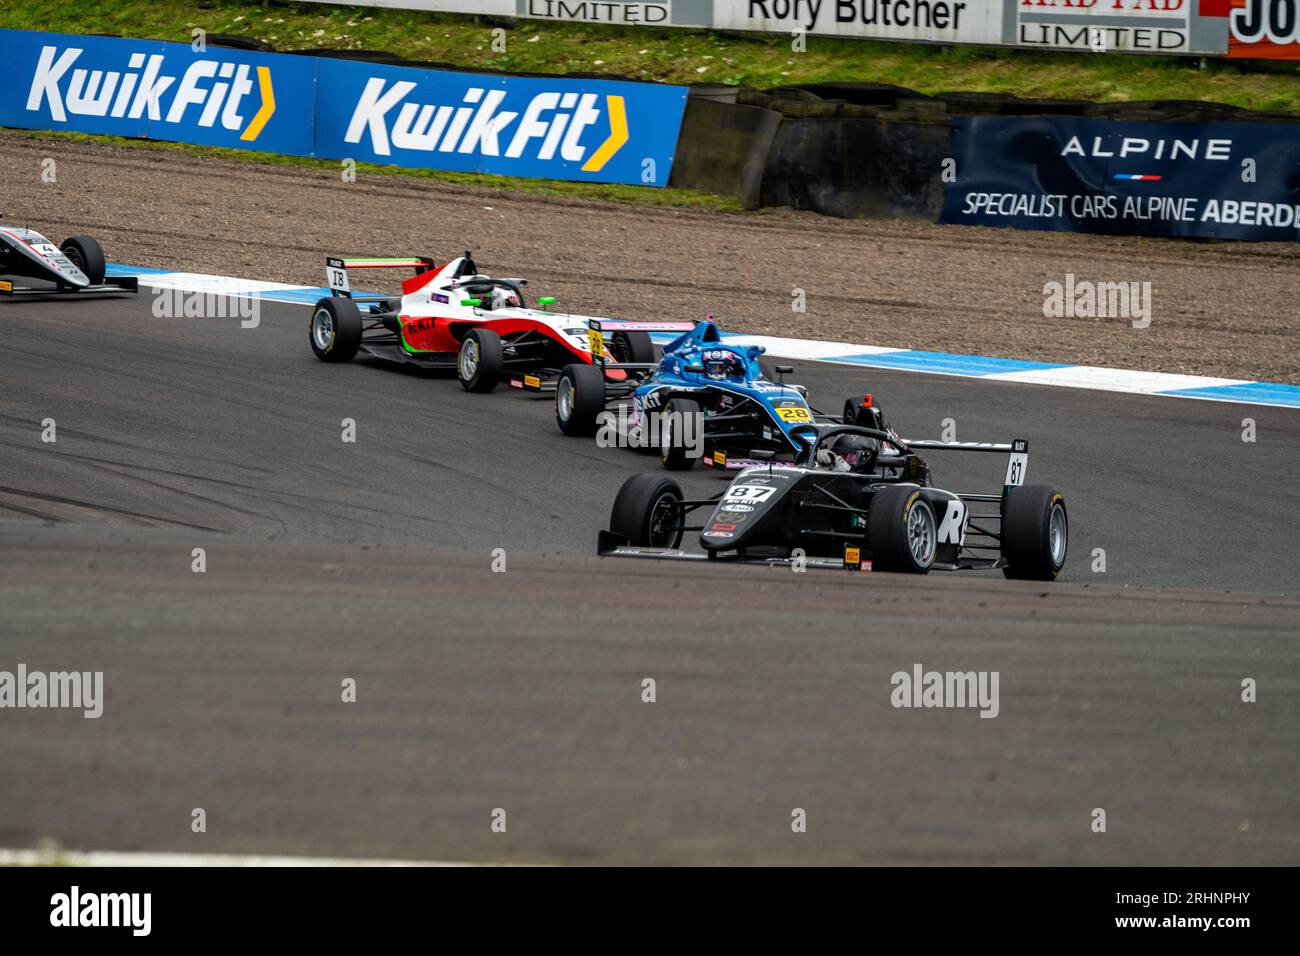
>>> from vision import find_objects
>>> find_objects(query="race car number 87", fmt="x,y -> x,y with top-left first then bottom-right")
1004,452 -> 1027,487
725,485 -> 776,503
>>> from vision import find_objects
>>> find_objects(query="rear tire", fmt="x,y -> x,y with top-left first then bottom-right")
309,297 -> 362,363
867,486 -> 936,574
660,397 -> 702,471
611,330 -> 655,364
555,363 -> 606,435
60,235 -> 105,284
1001,485 -> 1067,581
610,474 -> 684,548
458,328 -> 503,392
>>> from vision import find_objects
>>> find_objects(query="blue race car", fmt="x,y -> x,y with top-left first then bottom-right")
554,318 -> 847,470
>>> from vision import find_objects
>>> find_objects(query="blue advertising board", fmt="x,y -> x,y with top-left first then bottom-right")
0,29 -> 688,187
313,57 -> 687,185
941,116 -> 1300,241
0,29 -> 316,155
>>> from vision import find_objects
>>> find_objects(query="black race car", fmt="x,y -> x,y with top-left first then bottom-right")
0,222 -> 136,297
598,402 -> 1067,580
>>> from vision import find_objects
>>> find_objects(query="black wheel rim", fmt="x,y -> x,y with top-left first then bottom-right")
648,493 -> 679,547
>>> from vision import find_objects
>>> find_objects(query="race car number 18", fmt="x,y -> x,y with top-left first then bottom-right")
327,265 -> 349,294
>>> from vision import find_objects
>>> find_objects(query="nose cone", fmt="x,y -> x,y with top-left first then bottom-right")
10,233 -> 90,286
52,259 -> 90,287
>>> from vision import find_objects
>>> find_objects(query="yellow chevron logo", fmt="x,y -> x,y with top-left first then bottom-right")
239,66 -> 276,142
581,95 -> 628,173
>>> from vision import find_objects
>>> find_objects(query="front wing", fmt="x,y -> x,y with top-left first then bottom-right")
0,276 -> 138,297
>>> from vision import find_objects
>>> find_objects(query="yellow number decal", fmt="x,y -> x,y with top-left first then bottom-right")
589,329 -> 604,358
777,406 -> 812,423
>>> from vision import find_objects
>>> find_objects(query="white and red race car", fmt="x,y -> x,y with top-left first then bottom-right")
309,252 -> 693,392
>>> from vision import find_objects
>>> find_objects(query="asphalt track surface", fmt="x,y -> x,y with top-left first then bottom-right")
2,293 -> 1298,864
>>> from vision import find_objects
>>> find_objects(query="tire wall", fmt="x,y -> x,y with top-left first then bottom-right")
758,117 -> 949,219
667,98 -> 782,210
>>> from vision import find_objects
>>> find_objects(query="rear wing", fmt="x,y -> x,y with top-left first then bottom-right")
902,438 -> 1029,496
325,256 -> 435,299
586,317 -> 699,367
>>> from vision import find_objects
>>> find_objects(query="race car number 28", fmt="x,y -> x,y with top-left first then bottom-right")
725,485 -> 776,504
776,406 -> 813,423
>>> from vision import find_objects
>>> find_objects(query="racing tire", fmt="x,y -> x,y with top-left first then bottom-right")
555,363 -> 606,436
867,486 -> 937,574
309,297 -> 362,363
60,235 -> 106,285
660,397 -> 702,471
1000,485 -> 1067,581
611,330 -> 655,365
610,474 -> 685,549
458,328 -> 503,392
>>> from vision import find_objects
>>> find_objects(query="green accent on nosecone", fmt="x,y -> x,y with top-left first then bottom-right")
398,319 -> 439,355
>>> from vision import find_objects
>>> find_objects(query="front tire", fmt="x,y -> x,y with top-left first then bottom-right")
458,328 -> 503,392
555,363 -> 606,436
660,397 -> 702,471
1001,485 -> 1067,581
867,486 -> 936,574
309,298 -> 362,363
60,235 -> 106,284
610,474 -> 685,549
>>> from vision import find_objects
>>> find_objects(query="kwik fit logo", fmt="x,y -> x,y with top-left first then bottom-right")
25,44 -> 277,141
344,80 -> 629,172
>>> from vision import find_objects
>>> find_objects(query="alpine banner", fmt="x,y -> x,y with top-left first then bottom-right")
940,115 -> 1300,241
0,28 -> 688,187
312,57 -> 687,185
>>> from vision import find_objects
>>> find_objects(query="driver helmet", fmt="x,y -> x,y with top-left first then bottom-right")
816,432 -> 881,474
701,349 -> 746,381
491,287 -> 521,310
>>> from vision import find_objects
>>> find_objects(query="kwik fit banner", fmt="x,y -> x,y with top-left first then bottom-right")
0,29 -> 314,154
312,57 -> 686,184
941,116 -> 1300,241
0,28 -> 687,187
